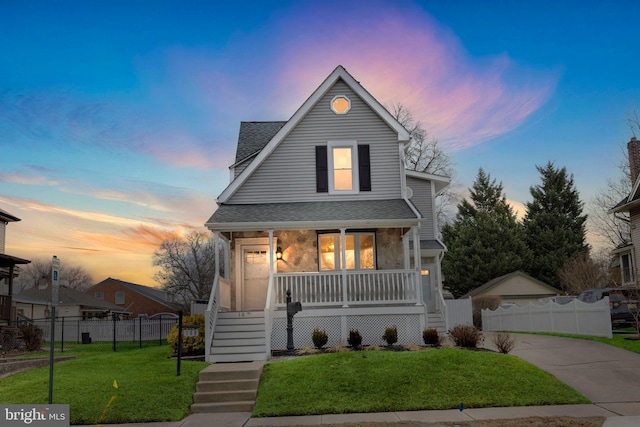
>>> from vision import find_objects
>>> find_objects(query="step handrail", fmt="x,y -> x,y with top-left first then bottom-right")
205,269 -> 221,362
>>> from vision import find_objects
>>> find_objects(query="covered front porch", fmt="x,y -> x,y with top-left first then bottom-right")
204,200 -> 447,362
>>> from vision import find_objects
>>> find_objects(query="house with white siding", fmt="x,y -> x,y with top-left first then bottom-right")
611,137 -> 640,287
204,66 -> 450,363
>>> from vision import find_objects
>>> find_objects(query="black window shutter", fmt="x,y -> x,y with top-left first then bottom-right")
358,144 -> 371,191
316,146 -> 328,193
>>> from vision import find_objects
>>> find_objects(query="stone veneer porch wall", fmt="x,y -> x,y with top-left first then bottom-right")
231,228 -> 406,276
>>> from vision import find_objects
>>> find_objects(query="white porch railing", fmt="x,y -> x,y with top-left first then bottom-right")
205,273 -> 221,362
273,269 -> 418,308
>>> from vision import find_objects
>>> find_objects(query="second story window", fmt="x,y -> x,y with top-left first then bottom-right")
94,291 -> 104,300
316,142 -> 371,193
115,291 -> 125,305
331,144 -> 355,192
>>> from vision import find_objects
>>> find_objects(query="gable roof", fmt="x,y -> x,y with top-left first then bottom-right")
86,277 -> 175,308
15,286 -> 127,312
231,121 -> 287,168
0,207 -> 20,222
611,179 -> 640,213
461,270 -> 561,298
405,170 -> 451,195
217,65 -> 411,204
207,199 -> 419,231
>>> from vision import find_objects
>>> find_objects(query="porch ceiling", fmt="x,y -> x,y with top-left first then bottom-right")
206,199 -> 419,231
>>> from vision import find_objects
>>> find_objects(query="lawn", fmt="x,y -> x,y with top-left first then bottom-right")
534,331 -> 640,354
253,348 -> 590,417
0,342 -> 208,425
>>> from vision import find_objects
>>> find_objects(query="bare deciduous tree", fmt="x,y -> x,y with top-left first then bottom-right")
558,252 -> 611,295
153,230 -> 220,311
13,258 -> 94,292
589,147 -> 631,250
62,265 -> 94,290
388,102 -> 458,228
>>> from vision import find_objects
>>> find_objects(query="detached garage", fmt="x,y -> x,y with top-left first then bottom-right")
462,271 -> 561,305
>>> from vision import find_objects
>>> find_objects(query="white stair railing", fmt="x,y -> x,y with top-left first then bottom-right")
205,271 -> 220,363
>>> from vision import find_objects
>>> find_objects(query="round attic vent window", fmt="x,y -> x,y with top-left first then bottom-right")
331,96 -> 351,114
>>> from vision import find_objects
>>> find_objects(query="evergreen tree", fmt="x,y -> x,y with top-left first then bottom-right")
523,162 -> 589,288
442,169 -> 531,297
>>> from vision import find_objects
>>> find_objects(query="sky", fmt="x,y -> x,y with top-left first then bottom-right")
1,0 -> 639,287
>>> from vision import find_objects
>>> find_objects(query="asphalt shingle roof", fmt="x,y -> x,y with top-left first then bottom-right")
207,199 -> 418,228
234,121 -> 287,165
15,286 -> 127,312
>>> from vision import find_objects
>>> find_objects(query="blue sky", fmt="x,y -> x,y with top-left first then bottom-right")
1,1 -> 639,285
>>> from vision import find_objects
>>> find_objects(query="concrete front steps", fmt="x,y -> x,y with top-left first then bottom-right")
427,312 -> 446,334
211,311 -> 267,363
191,361 -> 264,413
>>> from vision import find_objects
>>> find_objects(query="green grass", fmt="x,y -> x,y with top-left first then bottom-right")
0,342 -> 207,425
253,349 -> 589,417
530,331 -> 640,354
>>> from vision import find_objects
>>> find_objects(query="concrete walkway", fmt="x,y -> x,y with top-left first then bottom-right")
79,333 -> 640,427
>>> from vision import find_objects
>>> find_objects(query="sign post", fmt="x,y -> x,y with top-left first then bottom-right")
48,255 -> 60,404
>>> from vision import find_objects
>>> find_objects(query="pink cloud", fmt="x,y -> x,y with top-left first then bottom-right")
270,3 -> 559,151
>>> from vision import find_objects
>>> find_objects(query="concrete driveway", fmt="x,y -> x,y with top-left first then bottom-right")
501,333 -> 640,413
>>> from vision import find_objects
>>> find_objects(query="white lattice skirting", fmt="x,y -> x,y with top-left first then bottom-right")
270,307 -> 425,350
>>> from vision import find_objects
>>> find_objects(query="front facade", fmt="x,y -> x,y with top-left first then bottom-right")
204,66 -> 450,362
611,137 -> 640,287
85,278 -> 178,318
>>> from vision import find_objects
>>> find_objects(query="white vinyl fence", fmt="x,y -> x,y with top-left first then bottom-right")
33,318 -> 177,343
445,298 -> 473,328
482,297 -> 612,338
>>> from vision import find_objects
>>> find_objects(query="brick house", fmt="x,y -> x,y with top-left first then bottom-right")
85,278 -> 179,318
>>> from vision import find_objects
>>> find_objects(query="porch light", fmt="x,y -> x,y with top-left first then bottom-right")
421,269 -> 430,276
276,247 -> 283,260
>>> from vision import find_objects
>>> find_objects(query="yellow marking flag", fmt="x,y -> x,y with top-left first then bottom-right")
113,379 -> 119,389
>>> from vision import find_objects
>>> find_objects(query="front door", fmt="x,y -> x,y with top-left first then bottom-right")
241,245 -> 270,311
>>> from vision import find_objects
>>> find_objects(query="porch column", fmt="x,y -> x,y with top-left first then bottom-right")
402,233 -> 410,269
413,226 -> 423,306
268,230 -> 275,275
340,228 -> 348,308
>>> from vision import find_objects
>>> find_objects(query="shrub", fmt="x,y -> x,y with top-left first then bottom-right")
19,324 -> 42,352
382,325 -> 398,346
422,328 -> 441,347
311,327 -> 328,349
347,329 -> 363,348
493,331 -> 516,354
167,315 -> 205,356
448,324 -> 483,348
326,343 -> 349,353
472,295 -> 502,328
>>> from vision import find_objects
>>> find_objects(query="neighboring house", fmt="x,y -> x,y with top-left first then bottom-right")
85,277 -> 178,318
14,286 -> 128,320
610,137 -> 640,287
461,271 -> 561,305
0,207 -> 31,325
204,65 -> 450,362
